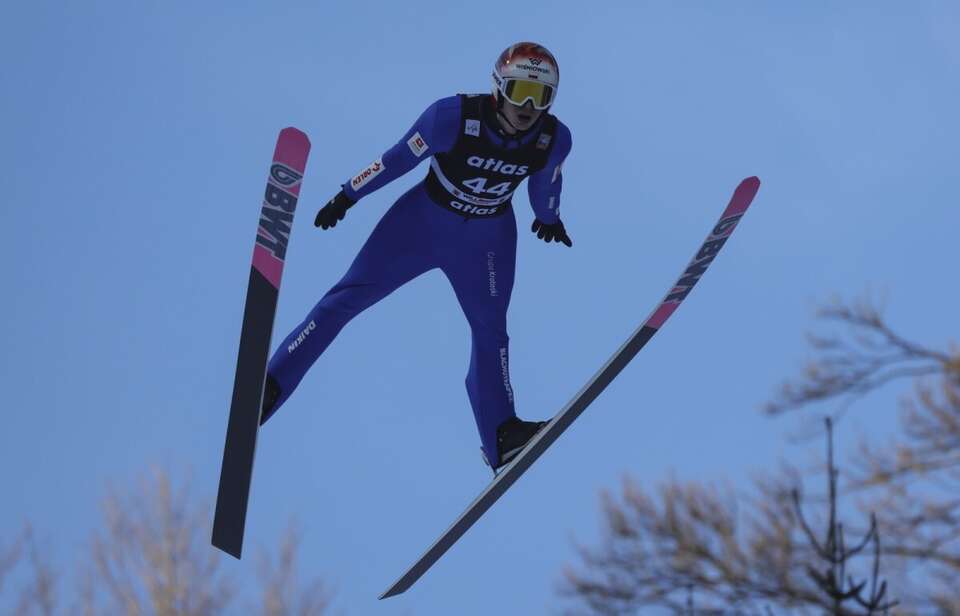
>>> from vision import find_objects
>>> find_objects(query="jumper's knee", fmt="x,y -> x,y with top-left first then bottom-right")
317,281 -> 383,321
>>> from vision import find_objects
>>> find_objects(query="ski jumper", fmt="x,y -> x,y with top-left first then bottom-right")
266,93 -> 573,465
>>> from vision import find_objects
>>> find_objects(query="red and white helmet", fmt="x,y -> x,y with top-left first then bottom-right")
492,42 -> 559,110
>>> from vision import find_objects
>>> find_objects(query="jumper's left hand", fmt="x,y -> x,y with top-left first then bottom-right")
315,189 -> 356,230
531,218 -> 572,247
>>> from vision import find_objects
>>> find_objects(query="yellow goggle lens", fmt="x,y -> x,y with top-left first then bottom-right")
503,79 -> 554,108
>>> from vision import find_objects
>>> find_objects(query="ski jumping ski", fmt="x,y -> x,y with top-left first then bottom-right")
212,127 -> 311,558
380,176 -> 761,599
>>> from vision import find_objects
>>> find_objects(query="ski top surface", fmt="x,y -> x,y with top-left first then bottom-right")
379,176 -> 761,599
212,128 -> 311,559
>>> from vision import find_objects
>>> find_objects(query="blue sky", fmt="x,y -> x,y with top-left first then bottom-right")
2,1 -> 958,613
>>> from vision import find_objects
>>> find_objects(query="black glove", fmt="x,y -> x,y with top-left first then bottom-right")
314,189 -> 356,229
531,218 -> 572,247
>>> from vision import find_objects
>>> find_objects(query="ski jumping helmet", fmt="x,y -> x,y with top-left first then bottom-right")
492,42 -> 559,111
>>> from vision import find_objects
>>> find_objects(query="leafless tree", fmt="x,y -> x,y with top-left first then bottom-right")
791,418 -> 896,615
2,467 -> 332,616
767,297 -> 960,613
0,528 -> 24,596
561,296 -> 957,614
560,422 -> 894,614
254,523 -> 331,616
78,467 -> 236,615
764,297 -> 957,418
1,524 -> 57,616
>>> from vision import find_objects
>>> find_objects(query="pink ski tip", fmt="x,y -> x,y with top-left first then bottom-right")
279,126 -> 311,148
740,176 -> 760,191
722,176 -> 761,217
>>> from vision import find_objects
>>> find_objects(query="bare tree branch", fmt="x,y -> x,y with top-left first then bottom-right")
560,394 -> 902,614
764,298 -> 955,416
0,526 -> 26,596
81,466 -> 235,616
560,470 -> 838,614
758,296 -> 960,611
254,522 -> 331,616
5,524 -> 57,616
1,466 -> 335,616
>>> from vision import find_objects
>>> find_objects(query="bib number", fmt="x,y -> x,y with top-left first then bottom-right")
462,177 -> 513,197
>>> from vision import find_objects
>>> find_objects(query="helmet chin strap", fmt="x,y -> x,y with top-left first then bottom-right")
493,92 -> 533,137
497,109 -> 523,134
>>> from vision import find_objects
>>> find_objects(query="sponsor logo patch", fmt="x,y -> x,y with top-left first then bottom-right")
351,158 -> 385,191
465,119 -> 481,137
499,347 -> 514,403
407,132 -> 429,157
449,200 -> 504,217
536,133 -> 552,150
465,156 -> 528,176
517,62 -> 550,75
663,214 -> 743,304
269,163 -> 303,187
487,251 -> 498,297
287,320 -> 317,354
256,162 -> 300,260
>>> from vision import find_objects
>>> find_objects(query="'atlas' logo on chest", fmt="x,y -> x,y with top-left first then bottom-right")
466,156 -> 528,176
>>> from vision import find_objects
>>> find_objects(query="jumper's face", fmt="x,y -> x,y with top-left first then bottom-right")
498,99 -> 543,133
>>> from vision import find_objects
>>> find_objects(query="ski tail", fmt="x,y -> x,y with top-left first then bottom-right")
212,128 -> 311,558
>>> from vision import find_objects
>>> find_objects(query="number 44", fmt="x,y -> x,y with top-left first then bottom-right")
462,177 -> 512,196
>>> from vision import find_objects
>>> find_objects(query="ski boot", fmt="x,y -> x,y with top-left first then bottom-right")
482,417 -> 548,474
259,374 -> 282,425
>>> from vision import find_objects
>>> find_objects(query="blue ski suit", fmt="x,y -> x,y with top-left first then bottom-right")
266,93 -> 572,465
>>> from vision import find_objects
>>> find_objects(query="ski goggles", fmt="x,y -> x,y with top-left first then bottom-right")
494,75 -> 555,110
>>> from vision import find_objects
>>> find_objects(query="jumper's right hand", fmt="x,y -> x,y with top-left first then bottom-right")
314,189 -> 356,229
531,218 -> 573,247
